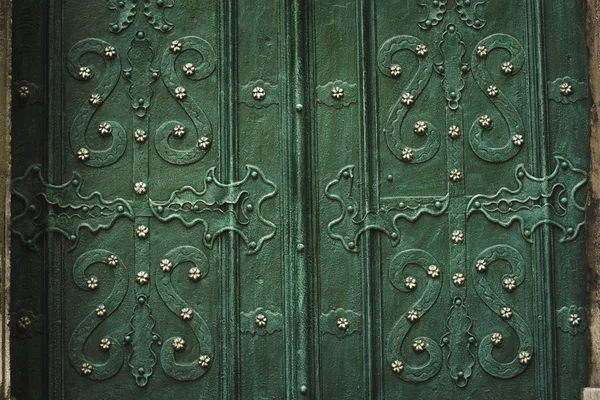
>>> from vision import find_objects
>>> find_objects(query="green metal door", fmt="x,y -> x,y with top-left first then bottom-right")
9,0 -> 590,399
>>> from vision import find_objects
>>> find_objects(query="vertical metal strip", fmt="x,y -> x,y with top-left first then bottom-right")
528,1 -> 554,398
291,0 -> 311,397
219,0 -> 238,398
358,0 -> 376,397
47,0 -> 65,397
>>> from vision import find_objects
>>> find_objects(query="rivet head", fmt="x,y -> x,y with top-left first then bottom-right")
170,40 -> 183,53
160,259 -> 173,272
476,45 -> 488,58
512,134 -> 524,146
500,307 -> 513,319
79,66 -> 93,80
182,63 -> 196,76
427,265 -> 440,278
104,46 -> 117,59
100,338 -> 112,350
390,64 -> 402,77
174,87 -> 187,100
449,169 -> 463,182
134,182 -> 148,195
89,93 -> 102,106
253,86 -> 266,100
451,230 -> 464,244
452,273 -> 465,286
487,85 -> 499,97
96,304 -> 107,317
415,44 -> 428,56
197,137 -> 211,150
414,121 -> 428,134
401,92 -> 415,106
448,125 -> 460,139
172,125 -> 186,138
501,62 -> 514,75
255,314 -> 268,328
475,259 -> 487,272
172,337 -> 186,351
391,360 -> 405,374
77,148 -> 90,162
518,351 -> 532,365
569,313 -> 581,326
180,307 -> 193,321
407,309 -> 419,322
136,225 -> 149,238
188,267 -> 202,282
135,129 -> 148,143
491,332 -> 503,347
503,277 -> 517,292
405,276 -> 417,290
337,317 -> 350,331
198,355 -> 211,368
402,148 -> 414,162
479,115 -> 492,129
98,122 -> 112,136
17,316 -> 32,330
18,86 -> 30,99
87,277 -> 99,290
81,363 -> 94,375
331,86 -> 345,99
136,271 -> 149,285
560,82 -> 573,96
412,339 -> 425,352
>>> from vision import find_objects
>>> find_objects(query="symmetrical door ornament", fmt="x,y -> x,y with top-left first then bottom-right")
324,2 -> 588,388
12,16 -> 278,386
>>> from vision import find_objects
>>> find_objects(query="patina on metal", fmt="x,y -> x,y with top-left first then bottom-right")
6,0 -> 593,399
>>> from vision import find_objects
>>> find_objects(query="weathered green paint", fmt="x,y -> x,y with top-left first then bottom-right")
9,1 -> 591,399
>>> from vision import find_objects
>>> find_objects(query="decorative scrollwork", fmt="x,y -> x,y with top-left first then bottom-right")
155,36 -> 217,165
150,165 -> 277,254
320,308 -> 361,339
548,76 -> 588,104
11,165 -> 134,250
240,307 -> 284,336
455,0 -> 487,30
67,38 -> 127,167
386,249 -> 443,382
467,156 -> 587,243
316,80 -> 358,108
557,305 -> 587,336
417,0 -> 447,30
108,0 -> 174,34
378,35 -> 440,164
324,166 -> 448,252
473,245 -> 533,378
469,34 -> 526,163
68,250 -> 128,380
157,246 -> 213,381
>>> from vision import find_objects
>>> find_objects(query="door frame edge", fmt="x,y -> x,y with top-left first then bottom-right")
586,0 -> 600,398
0,0 -> 11,399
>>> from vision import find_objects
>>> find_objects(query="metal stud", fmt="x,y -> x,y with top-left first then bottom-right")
182,63 -> 196,76
412,339 -> 425,352
415,44 -> 428,57
518,351 -> 532,365
81,363 -> 94,375
491,332 -> 503,347
449,169 -> 463,182
89,93 -> 102,106
448,125 -> 461,139
197,137 -> 211,150
160,259 -> 173,272
337,317 -> 350,331
18,86 -> 30,99
569,313 -> 581,326
255,314 -> 268,328
96,304 -> 107,317
79,66 -> 93,80
401,93 -> 415,106
479,115 -> 492,130
100,338 -> 112,350
331,87 -> 344,99
98,122 -> 112,136
136,271 -> 149,285
253,87 -> 266,100
135,129 -> 148,143
390,64 -> 402,77
402,148 -> 414,162
175,87 -> 187,100
172,125 -> 186,138
500,307 -> 513,320
407,310 -> 419,322
180,307 -> 193,321
405,276 -> 417,290
452,273 -> 465,286
501,62 -> 514,75
476,46 -> 488,58
427,265 -> 440,278
134,182 -> 148,195
451,230 -> 464,244
512,134 -> 524,146
475,259 -> 487,272
104,46 -> 117,59
136,225 -> 149,238
77,148 -> 90,162
487,85 -> 499,97
560,82 -> 573,96
503,277 -> 517,292
170,40 -> 183,53
414,121 -> 428,135
188,267 -> 202,282
198,355 -> 211,368
107,254 -> 119,267
391,360 -> 404,374
172,337 -> 186,351
87,277 -> 99,290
